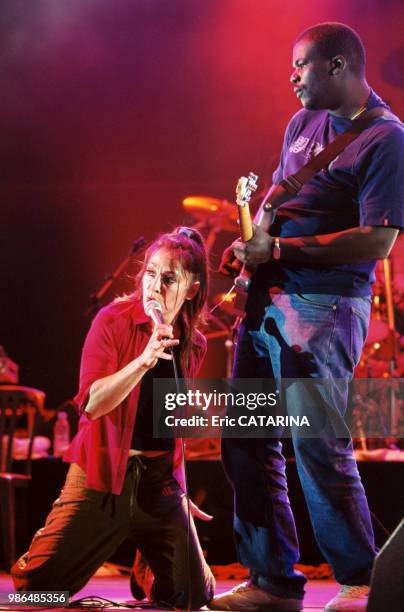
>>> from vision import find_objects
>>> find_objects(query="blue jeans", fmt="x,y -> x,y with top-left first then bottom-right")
222,293 -> 376,599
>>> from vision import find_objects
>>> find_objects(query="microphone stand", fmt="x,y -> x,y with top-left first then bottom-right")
85,236 -> 146,317
168,346 -> 191,612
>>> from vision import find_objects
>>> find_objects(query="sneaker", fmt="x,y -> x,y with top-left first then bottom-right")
324,585 -> 370,611
207,581 -> 304,611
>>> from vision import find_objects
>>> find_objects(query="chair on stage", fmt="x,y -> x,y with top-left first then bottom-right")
0,385 -> 45,572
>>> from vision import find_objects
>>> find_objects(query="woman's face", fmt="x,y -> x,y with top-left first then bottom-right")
142,248 -> 199,324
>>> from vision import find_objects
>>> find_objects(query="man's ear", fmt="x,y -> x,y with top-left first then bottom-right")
329,55 -> 346,75
186,280 -> 200,300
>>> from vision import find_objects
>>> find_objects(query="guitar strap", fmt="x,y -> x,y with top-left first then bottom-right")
264,107 -> 396,208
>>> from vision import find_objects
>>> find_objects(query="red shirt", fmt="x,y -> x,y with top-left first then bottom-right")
64,297 -> 205,495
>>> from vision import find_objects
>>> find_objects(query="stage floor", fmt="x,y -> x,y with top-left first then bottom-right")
0,572 -> 339,610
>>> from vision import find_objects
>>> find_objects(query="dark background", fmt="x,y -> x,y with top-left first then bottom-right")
2,0 -> 404,408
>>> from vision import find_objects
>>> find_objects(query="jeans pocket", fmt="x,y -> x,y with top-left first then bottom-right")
350,308 -> 368,368
350,296 -> 372,324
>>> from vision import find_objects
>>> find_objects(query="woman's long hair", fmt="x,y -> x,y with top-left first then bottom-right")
134,227 -> 210,377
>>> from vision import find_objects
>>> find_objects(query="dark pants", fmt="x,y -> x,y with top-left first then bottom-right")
222,293 -> 376,599
12,454 -> 215,608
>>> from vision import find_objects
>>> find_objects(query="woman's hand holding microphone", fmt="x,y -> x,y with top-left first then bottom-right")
139,323 -> 179,370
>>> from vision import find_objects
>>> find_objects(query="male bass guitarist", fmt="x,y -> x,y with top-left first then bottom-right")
209,22 -> 404,612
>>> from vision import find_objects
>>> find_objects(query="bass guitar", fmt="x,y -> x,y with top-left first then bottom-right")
232,171 -> 258,314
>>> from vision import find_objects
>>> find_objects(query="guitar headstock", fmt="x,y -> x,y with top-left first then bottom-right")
235,172 -> 258,208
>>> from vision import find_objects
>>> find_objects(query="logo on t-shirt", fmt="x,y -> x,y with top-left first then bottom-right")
289,136 -> 323,159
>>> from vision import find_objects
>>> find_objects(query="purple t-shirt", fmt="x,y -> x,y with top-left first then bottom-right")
254,90 -> 404,296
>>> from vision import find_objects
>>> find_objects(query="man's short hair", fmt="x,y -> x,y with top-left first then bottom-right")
295,22 -> 366,77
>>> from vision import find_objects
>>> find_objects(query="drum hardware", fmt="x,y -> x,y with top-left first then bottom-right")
355,255 -> 403,449
351,391 -> 391,451
182,196 -> 239,233
182,195 -> 239,255
381,257 -> 400,438
85,236 -> 146,316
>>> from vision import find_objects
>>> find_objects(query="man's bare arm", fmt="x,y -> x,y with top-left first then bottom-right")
234,225 -> 399,267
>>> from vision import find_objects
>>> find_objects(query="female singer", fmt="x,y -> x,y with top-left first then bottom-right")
12,227 -> 215,609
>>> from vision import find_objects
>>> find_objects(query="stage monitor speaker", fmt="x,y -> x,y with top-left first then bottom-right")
367,518 -> 404,612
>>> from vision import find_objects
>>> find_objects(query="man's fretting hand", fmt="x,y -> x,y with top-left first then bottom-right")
233,224 -> 273,267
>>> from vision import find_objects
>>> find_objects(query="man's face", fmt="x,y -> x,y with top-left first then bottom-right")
291,38 -> 338,110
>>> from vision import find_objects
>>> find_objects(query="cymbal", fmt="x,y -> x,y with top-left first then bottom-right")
182,196 -> 239,233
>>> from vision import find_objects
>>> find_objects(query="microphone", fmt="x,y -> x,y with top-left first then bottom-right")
145,299 -> 176,362
144,299 -> 164,326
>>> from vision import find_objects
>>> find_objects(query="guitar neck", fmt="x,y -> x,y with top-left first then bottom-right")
233,172 -> 258,298
238,203 -> 253,242
235,202 -> 253,292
